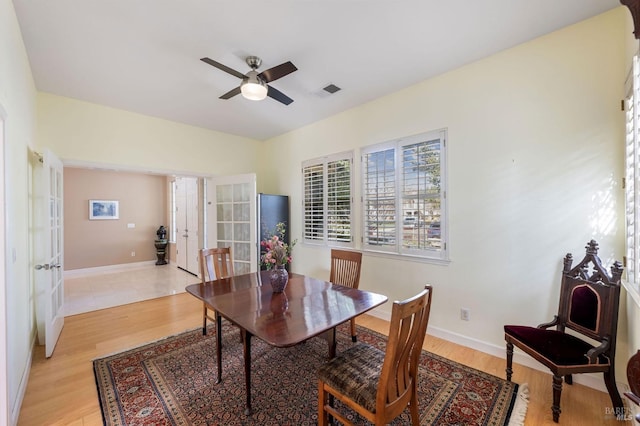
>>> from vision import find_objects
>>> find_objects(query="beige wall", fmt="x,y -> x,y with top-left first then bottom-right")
64,168 -> 167,270
37,92 -> 262,178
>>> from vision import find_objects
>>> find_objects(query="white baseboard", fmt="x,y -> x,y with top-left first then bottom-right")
366,308 -> 617,394
11,333 -> 35,426
64,261 -> 157,278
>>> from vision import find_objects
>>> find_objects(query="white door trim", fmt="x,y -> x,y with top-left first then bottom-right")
0,104 -> 9,425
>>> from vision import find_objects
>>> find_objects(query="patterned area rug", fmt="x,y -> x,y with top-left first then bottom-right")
94,323 -> 528,425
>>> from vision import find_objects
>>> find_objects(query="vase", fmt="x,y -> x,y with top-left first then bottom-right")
270,292 -> 289,317
269,265 -> 289,293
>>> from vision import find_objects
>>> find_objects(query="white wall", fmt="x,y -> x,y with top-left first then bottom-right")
262,8 -> 629,383
0,0 -> 38,423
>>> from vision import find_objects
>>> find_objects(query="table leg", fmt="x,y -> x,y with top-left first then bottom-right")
215,311 -> 222,384
243,330 -> 253,416
328,327 -> 336,358
327,328 -> 336,425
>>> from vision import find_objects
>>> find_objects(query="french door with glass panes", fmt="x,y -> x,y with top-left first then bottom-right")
206,174 -> 257,274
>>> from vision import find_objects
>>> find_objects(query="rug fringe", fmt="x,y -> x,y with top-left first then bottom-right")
507,383 -> 529,426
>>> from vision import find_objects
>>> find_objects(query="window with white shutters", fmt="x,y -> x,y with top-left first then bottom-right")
302,152 -> 353,245
303,163 -> 324,241
362,130 -> 447,261
626,55 -> 640,291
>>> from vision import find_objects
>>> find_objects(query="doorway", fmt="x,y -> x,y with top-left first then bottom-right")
174,176 -> 200,275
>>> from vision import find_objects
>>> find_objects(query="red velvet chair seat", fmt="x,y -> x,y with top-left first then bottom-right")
504,325 -> 607,366
503,240 -> 624,423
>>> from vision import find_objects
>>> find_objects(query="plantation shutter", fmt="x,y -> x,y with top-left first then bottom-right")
626,55 -> 640,285
327,158 -> 352,243
400,137 -> 443,253
303,163 -> 324,241
302,154 -> 353,245
362,147 -> 397,249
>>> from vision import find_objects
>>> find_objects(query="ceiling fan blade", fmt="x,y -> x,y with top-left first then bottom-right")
259,61 -> 297,83
267,85 -> 294,105
200,57 -> 245,79
219,86 -> 241,99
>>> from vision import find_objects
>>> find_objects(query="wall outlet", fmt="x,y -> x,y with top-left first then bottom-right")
131,251 -> 136,257
460,308 -> 470,321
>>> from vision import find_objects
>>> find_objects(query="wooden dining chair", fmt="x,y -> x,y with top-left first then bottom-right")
318,285 -> 433,426
199,247 -> 234,335
329,249 -> 363,342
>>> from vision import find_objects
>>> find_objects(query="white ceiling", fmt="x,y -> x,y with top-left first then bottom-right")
13,0 -> 622,141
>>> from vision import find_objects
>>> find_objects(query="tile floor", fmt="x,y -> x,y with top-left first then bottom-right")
64,263 -> 200,316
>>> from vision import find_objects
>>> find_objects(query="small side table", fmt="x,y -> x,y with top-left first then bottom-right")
154,239 -> 168,265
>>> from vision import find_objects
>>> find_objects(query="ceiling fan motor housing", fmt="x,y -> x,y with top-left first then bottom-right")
246,56 -> 262,70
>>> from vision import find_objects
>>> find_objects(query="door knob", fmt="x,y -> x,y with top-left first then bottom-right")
35,263 -> 61,270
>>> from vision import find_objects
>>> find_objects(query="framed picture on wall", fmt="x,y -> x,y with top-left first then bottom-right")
89,200 -> 119,220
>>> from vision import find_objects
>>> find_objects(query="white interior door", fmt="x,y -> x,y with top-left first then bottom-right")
206,174 -> 256,274
175,178 -> 187,269
174,177 -> 199,275
34,149 -> 64,358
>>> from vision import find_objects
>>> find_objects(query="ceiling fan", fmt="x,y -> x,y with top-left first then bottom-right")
200,56 -> 297,105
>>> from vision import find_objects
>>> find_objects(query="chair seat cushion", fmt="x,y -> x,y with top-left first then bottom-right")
504,325 -> 607,366
317,342 -> 385,413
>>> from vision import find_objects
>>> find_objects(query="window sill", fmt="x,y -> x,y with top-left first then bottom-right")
362,249 -> 451,266
622,279 -> 640,310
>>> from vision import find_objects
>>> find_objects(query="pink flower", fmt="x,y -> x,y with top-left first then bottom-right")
260,222 -> 297,270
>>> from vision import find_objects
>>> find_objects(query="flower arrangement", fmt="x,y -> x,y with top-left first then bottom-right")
260,222 -> 297,270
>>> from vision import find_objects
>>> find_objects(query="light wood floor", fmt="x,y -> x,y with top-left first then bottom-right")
18,292 -> 630,425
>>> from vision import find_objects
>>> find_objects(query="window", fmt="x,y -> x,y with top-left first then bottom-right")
626,55 -> 640,295
302,152 -> 353,245
362,130 -> 447,261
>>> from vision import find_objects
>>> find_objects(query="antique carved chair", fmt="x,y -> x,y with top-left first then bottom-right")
329,249 -> 363,342
625,350 -> 640,423
199,247 -> 234,335
504,240 -> 624,422
318,285 -> 432,426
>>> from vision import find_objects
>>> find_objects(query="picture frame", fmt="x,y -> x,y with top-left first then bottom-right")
89,200 -> 119,220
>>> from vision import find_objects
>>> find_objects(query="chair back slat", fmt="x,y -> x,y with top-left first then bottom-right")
329,249 -> 362,289
378,286 -> 432,416
199,247 -> 234,283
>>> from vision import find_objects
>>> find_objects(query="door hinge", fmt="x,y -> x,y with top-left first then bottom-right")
623,177 -> 627,190
622,99 -> 626,111
623,256 -> 628,267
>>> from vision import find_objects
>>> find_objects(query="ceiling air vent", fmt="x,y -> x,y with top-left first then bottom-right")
323,84 -> 341,94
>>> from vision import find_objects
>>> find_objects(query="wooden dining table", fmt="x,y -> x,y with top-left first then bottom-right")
185,270 -> 388,415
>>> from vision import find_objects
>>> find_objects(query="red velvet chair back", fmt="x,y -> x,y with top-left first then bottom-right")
556,240 -> 623,349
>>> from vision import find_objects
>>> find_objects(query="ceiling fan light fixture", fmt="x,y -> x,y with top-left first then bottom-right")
241,71 -> 268,101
